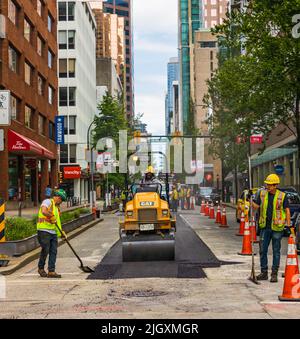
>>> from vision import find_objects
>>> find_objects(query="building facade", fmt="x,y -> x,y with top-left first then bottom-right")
0,0 -> 58,208
203,0 -> 229,28
103,0 -> 134,121
166,57 -> 179,135
178,0 -> 203,134
57,1 -> 97,201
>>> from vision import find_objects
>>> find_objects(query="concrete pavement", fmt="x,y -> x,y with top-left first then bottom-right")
1,210 -> 299,319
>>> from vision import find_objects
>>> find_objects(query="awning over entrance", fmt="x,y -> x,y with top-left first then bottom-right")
8,129 -> 55,159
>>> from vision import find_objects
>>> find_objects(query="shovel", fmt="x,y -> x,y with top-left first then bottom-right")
55,224 -> 94,273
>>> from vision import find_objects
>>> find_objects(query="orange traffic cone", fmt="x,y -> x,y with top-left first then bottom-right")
200,200 -> 205,215
279,233 -> 300,301
250,216 -> 259,243
238,221 -> 254,256
205,202 -> 210,216
209,203 -> 215,219
220,206 -> 229,228
215,205 -> 222,224
236,211 -> 245,236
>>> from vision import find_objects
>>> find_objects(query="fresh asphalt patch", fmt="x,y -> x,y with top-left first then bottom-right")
87,214 -> 221,280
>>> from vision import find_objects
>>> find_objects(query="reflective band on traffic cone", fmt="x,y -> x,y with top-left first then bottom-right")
200,200 -> 205,215
209,203 -> 215,219
215,205 -> 222,224
238,221 -> 254,256
250,216 -> 259,243
236,211 -> 245,236
279,234 -> 300,301
205,202 -> 210,216
220,206 -> 229,228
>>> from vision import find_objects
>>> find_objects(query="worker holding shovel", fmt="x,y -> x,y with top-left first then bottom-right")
36,189 -> 67,278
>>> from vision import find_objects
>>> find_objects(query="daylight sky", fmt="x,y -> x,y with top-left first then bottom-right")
133,0 -> 178,135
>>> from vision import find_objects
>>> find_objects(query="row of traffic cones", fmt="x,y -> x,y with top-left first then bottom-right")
200,201 -> 228,227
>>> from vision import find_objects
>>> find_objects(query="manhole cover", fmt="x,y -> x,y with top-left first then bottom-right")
122,290 -> 168,298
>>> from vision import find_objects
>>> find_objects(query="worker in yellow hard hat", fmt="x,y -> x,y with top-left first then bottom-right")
140,166 -> 160,185
252,174 -> 291,283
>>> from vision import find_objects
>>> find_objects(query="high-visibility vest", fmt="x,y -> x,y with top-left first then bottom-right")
121,191 -> 126,200
179,189 -> 184,198
259,190 -> 287,232
37,199 -> 63,237
187,189 -> 191,198
173,190 -> 179,200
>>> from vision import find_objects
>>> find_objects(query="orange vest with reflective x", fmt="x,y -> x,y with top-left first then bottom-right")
259,189 -> 286,232
37,199 -> 63,237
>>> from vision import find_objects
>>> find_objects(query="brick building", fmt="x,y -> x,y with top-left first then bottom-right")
0,0 -> 58,209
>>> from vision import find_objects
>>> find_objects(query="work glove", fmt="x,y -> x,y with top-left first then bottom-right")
49,216 -> 57,224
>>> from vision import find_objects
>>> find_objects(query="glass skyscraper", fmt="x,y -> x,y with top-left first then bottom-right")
179,0 -> 203,133
166,58 -> 179,135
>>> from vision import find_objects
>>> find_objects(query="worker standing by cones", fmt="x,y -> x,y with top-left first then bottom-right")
36,189 -> 67,279
179,185 -> 185,210
186,186 -> 191,210
252,174 -> 291,283
170,185 -> 179,212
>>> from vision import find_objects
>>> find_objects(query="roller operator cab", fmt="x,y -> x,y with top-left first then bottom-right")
119,184 -> 176,262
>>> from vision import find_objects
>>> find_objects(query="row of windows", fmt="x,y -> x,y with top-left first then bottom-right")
58,2 -> 75,21
60,144 -> 77,164
58,30 -> 76,49
61,115 -> 76,135
59,59 -> 76,78
59,87 -> 76,107
10,94 -> 55,140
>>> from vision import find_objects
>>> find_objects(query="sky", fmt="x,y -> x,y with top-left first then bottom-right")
133,0 -> 178,136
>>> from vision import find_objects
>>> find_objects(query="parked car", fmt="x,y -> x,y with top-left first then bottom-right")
236,188 -> 259,222
196,187 -> 221,206
279,188 -> 300,237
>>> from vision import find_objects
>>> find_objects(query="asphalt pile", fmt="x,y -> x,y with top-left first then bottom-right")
88,214 -> 221,280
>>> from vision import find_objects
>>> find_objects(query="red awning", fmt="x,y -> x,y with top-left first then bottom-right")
8,130 -> 55,159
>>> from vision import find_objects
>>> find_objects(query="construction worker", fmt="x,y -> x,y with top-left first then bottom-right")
140,166 -> 160,186
179,185 -> 185,210
36,189 -> 67,279
186,186 -> 191,210
252,174 -> 291,283
170,185 -> 179,212
121,190 -> 127,211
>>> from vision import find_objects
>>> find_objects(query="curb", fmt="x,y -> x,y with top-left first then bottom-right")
223,203 -> 236,210
0,218 -> 104,276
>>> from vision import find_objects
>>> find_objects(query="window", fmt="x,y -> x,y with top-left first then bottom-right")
59,59 -> 67,78
69,116 -> 76,135
37,35 -> 44,56
10,95 -> 19,120
69,87 -> 76,106
37,0 -> 43,17
58,31 -> 67,49
25,105 -> 34,129
58,2 -> 67,21
8,0 -> 17,25
24,62 -> 32,85
211,9 -> 217,17
59,87 -> 68,106
68,2 -> 75,21
38,114 -> 45,135
200,41 -> 217,48
68,59 -> 75,77
68,30 -> 75,49
49,121 -> 55,141
48,14 -> 53,32
38,74 -> 45,95
48,86 -> 54,105
8,45 -> 18,73
60,144 -> 68,163
24,18 -> 32,42
69,144 -> 77,163
48,49 -> 54,68
63,116 -> 68,135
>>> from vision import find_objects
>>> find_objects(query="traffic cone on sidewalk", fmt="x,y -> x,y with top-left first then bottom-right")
215,205 -> 222,224
279,233 -> 300,301
205,202 -> 210,216
209,203 -> 215,219
236,212 -> 245,236
220,206 -> 229,228
238,221 -> 254,256
200,200 -> 205,215
250,216 -> 259,243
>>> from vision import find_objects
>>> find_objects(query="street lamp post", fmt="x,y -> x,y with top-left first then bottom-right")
87,119 -> 96,208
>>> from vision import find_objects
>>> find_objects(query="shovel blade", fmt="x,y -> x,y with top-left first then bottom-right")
81,266 -> 94,273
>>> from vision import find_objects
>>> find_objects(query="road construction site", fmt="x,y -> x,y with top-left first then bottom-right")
1,207 -> 299,319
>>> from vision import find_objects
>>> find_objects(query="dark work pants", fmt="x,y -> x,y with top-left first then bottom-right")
259,228 -> 283,272
171,199 -> 178,212
37,231 -> 58,272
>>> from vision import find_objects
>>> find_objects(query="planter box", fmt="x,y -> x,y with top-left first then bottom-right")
102,203 -> 119,212
0,213 -> 94,257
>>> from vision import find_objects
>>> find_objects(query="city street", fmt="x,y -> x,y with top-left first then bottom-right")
1,209 -> 298,319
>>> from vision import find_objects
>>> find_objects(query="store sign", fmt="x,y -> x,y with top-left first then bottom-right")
275,165 -> 284,175
0,91 -> 11,126
63,166 -> 81,179
55,116 -> 65,145
250,135 -> 263,144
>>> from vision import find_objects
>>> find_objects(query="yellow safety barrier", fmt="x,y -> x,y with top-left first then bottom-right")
0,199 -> 5,243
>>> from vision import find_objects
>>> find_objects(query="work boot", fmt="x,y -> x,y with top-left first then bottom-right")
47,272 -> 62,279
270,270 -> 278,283
256,271 -> 268,281
38,269 -> 47,278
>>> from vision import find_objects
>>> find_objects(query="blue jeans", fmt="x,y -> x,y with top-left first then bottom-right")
259,228 -> 283,272
38,231 -> 58,272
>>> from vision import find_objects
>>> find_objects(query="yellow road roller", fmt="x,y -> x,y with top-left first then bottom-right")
119,183 -> 176,262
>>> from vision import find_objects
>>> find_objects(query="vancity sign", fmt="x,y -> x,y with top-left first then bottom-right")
63,166 -> 81,179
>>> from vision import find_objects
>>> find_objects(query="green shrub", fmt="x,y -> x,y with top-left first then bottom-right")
5,218 -> 36,241
79,208 -> 90,215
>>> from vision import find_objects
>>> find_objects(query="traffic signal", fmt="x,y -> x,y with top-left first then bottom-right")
59,171 -> 63,184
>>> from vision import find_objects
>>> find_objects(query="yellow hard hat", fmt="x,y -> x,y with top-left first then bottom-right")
145,165 -> 155,174
264,174 -> 280,185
